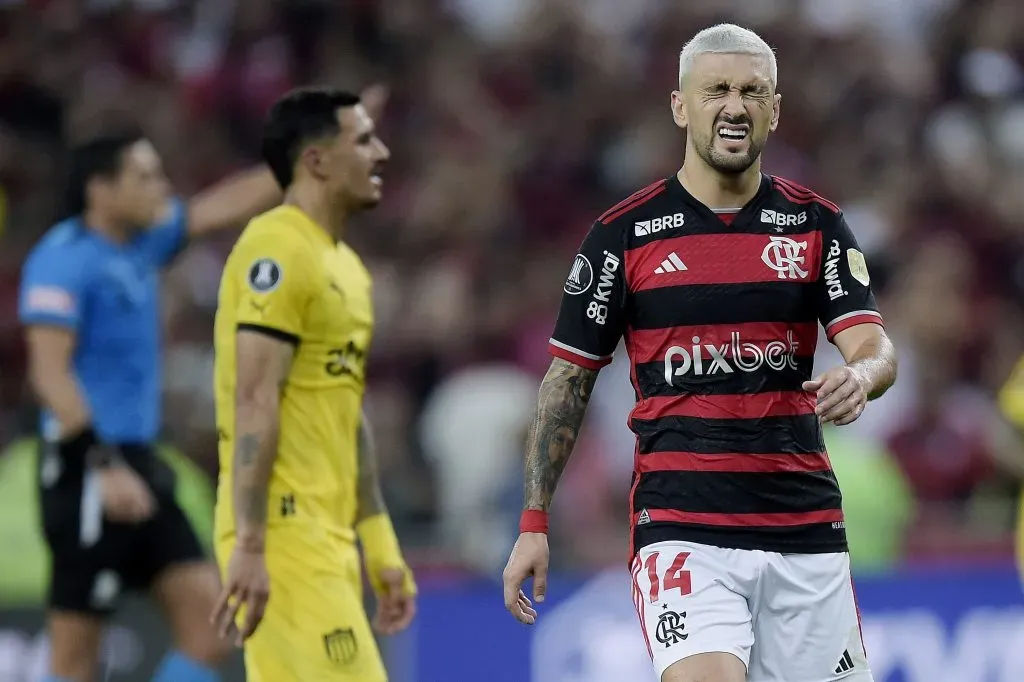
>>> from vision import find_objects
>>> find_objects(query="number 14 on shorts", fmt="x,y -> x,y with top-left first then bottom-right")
645,551 -> 692,603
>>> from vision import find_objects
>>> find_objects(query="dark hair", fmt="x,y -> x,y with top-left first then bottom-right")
61,130 -> 145,219
261,88 -> 362,189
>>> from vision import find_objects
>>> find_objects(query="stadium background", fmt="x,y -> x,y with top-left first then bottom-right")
1,0 -> 1023,680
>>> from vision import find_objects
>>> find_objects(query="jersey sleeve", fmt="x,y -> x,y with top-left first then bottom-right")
19,243 -> 87,329
135,197 -> 189,267
817,212 -> 884,342
548,221 -> 627,370
227,227 -> 314,344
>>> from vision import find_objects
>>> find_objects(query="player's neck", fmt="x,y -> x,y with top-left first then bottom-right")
677,156 -> 762,211
283,187 -> 348,242
81,209 -> 132,244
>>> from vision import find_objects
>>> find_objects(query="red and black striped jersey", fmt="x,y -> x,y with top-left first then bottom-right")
548,173 -> 883,556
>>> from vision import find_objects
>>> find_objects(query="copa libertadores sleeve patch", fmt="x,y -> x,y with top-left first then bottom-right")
247,258 -> 282,293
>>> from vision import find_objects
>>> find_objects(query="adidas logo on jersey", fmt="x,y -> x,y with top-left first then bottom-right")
835,649 -> 855,674
654,252 -> 687,274
635,213 -> 685,236
637,508 -> 651,525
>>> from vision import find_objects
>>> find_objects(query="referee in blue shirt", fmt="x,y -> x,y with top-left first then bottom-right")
19,131 -> 280,682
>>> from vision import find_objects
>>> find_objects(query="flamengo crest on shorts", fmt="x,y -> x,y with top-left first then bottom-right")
548,174 -> 884,555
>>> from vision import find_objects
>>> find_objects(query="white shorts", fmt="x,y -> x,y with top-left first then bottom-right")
631,541 -> 873,682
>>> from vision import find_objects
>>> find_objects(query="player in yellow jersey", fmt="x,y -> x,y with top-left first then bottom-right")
209,88 -> 416,681
999,355 -> 1024,584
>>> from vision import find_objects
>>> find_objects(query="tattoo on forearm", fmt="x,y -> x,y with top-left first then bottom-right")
524,359 -> 598,512
356,414 -> 387,521
236,483 -> 268,525
237,433 -> 259,466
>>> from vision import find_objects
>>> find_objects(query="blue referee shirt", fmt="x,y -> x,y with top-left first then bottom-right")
18,199 -> 189,444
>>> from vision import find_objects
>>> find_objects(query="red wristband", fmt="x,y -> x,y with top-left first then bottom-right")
519,510 -> 549,534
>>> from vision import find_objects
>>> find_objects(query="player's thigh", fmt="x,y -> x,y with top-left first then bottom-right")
45,610 -> 105,682
661,653 -> 747,682
749,552 -> 873,682
246,556 -> 387,682
632,542 -> 755,681
42,493 -> 126,679
150,560 -> 230,664
136,496 -> 229,662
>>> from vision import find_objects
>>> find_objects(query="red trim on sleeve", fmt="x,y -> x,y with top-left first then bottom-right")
548,342 -> 611,370
825,313 -> 884,342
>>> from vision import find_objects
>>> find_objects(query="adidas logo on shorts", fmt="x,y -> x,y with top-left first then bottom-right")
835,649 -> 855,674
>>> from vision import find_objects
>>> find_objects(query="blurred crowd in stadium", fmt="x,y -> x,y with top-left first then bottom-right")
0,0 -> 1023,578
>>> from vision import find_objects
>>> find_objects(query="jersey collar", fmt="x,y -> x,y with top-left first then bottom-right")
665,171 -> 772,231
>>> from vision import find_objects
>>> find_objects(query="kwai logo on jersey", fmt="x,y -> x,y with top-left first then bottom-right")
586,250 -> 620,326
761,236 -> 809,280
635,213 -> 685,237
564,254 -> 593,295
664,331 -> 799,385
824,239 -> 846,301
760,209 -> 807,227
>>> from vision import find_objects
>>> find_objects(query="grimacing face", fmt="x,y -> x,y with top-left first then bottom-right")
99,140 -> 170,229
671,53 -> 781,175
322,104 -> 390,210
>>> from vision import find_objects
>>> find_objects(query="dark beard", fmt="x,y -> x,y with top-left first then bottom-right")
695,131 -> 764,175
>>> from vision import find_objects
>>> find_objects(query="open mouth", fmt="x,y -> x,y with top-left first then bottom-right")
370,168 -> 385,187
717,124 -> 749,142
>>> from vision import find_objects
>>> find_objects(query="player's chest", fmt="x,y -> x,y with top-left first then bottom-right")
84,253 -> 159,345
307,251 -> 373,338
625,226 -> 824,292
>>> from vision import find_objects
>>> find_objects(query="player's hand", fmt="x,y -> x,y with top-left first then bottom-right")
803,365 -> 869,426
212,547 -> 270,646
98,464 -> 156,523
372,567 -> 416,635
502,532 -> 547,625
360,83 -> 390,121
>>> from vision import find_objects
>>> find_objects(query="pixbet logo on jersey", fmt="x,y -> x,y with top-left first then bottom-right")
587,251 -> 621,325
635,213 -> 685,237
664,331 -> 800,385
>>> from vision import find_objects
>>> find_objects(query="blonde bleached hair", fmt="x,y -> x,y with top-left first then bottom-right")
678,23 -> 777,89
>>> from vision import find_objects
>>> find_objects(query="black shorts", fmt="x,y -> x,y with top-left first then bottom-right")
38,441 -> 207,615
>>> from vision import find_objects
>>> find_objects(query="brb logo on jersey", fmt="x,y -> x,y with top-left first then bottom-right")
635,213 -> 685,237
664,331 -> 799,385
760,209 -> 807,227
587,251 -> 621,325
761,236 -> 809,280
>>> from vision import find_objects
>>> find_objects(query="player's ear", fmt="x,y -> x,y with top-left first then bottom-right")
670,91 -> 687,130
769,92 -> 781,132
299,145 -> 326,181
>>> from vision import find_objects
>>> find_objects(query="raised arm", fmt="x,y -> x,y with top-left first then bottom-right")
523,358 -> 600,512
186,167 -> 282,238
184,83 -> 389,239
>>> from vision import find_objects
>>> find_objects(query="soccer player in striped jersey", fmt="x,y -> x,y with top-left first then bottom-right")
502,23 -> 895,682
